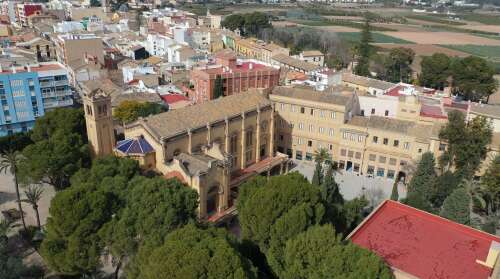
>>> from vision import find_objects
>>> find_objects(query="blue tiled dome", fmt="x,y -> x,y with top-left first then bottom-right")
116,137 -> 154,155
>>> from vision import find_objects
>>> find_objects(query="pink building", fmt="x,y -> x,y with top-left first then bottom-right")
189,51 -> 280,104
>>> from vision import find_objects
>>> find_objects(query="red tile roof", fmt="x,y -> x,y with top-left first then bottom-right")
420,104 -> 447,119
385,85 -> 404,97
160,94 -> 189,104
349,200 -> 500,279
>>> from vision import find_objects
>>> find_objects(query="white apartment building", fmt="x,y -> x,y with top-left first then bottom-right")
146,33 -> 175,57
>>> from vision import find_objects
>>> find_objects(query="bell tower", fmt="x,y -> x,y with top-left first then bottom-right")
83,88 -> 115,157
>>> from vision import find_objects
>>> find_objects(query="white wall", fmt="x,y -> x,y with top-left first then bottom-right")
358,95 -> 399,118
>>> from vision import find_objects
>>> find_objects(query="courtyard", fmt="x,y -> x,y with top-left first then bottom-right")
290,160 -> 407,207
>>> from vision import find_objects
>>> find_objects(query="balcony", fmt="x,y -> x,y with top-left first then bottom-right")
54,80 -> 68,86
39,81 -> 54,87
43,99 -> 73,109
42,89 -> 72,98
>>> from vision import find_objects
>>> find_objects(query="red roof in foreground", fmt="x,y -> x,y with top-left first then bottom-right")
349,200 -> 500,279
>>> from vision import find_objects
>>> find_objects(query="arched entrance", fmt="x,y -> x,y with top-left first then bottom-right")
397,171 -> 407,184
206,185 -> 219,215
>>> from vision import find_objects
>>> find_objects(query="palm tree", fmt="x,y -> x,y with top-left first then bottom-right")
314,148 -> 330,164
0,150 -> 26,231
0,218 -> 12,243
23,185 -> 44,229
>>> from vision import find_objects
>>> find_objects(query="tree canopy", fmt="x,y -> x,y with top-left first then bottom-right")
18,108 -> 90,190
0,132 -> 33,154
450,56 -> 497,102
127,224 -> 258,279
282,225 -> 393,279
100,176 -> 198,272
238,173 -> 325,252
40,156 -> 199,276
440,187 -> 471,225
419,53 -> 452,90
375,47 -> 415,83
439,110 -> 492,178
113,100 -> 167,124
480,155 -> 500,216
221,12 -> 271,36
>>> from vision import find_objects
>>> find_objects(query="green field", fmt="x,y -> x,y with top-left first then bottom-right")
441,45 -> 500,59
338,32 -> 412,44
460,14 -> 500,25
405,14 -> 467,25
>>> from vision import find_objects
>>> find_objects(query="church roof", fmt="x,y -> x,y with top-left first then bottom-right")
128,92 -> 271,141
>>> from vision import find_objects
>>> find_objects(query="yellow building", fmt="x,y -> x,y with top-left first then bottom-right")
270,86 -> 444,182
233,37 -> 289,64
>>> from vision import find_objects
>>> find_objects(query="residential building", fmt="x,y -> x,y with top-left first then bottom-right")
70,7 -> 106,21
0,67 -> 44,136
146,33 -> 175,57
232,38 -> 290,64
342,73 -> 396,96
54,33 -> 104,66
271,53 -> 323,74
197,9 -> 221,29
16,37 -> 56,62
190,28 -> 223,53
36,62 -> 73,110
348,200 -> 500,279
190,51 -> 280,104
53,21 -> 85,33
468,103 -> 500,133
296,50 -> 324,67
15,3 -> 42,27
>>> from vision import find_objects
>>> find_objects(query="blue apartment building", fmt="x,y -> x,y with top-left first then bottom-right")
0,62 -> 73,136
0,71 -> 44,136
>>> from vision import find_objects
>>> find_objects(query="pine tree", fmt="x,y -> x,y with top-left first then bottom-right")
440,187 -> 470,225
390,179 -> 399,201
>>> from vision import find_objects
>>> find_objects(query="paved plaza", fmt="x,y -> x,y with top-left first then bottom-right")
290,160 -> 407,207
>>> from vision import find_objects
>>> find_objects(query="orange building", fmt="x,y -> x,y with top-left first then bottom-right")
189,51 -> 280,104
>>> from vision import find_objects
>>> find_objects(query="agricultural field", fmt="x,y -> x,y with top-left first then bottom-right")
338,32 -> 412,44
381,31 -> 500,46
441,45 -> 500,60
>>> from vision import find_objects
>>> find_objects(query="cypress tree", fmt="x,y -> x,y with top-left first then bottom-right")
390,179 -> 399,201
440,187 -> 470,225
321,163 -> 343,205
311,160 -> 323,186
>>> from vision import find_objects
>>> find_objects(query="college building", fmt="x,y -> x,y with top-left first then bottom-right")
83,84 -> 498,220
